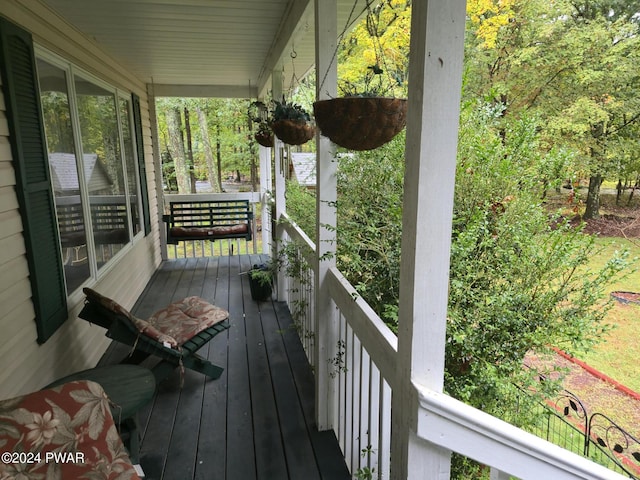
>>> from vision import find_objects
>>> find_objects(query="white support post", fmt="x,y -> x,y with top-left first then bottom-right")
272,69 -> 288,299
259,140 -> 272,255
391,1 -> 467,479
314,0 -> 338,431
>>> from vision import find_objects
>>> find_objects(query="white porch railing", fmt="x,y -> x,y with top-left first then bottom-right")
326,266 -> 396,479
279,216 -> 628,480
162,192 -> 261,259
278,213 -> 317,366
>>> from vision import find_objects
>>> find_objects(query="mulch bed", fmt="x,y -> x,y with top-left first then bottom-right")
577,214 -> 640,237
565,203 -> 640,238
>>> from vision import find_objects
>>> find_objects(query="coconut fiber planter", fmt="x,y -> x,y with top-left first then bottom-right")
271,120 -> 315,146
313,97 -> 408,151
255,131 -> 274,147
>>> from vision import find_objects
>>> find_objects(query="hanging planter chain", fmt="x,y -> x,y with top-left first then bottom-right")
317,0 -> 370,97
268,44 -> 316,146
314,0 -> 408,151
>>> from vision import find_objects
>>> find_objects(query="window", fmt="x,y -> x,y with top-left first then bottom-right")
120,97 -> 143,237
1,18 -> 149,341
37,58 -> 91,293
73,75 -> 131,269
36,54 -> 145,295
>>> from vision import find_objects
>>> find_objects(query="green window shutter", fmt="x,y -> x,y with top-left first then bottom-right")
0,18 -> 68,343
131,93 -> 151,235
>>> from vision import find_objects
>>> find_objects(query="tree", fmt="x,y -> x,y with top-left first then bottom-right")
465,0 -> 640,218
540,12 -> 640,218
196,105 -> 222,193
184,105 -> 197,193
335,0 -> 410,98
164,104 -> 190,193
447,104 -> 626,417
155,97 -> 258,191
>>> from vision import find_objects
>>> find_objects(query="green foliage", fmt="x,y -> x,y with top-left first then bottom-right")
255,120 -> 272,137
249,263 -> 274,287
354,445 -> 377,480
155,97 -> 256,189
464,0 -> 640,218
339,67 -> 391,98
286,102 -> 628,429
448,103 -> 628,419
271,99 -> 311,123
284,181 -> 316,242
335,136 -> 406,329
336,0 -> 410,98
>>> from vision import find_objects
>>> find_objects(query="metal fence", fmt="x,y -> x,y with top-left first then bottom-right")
526,383 -> 640,478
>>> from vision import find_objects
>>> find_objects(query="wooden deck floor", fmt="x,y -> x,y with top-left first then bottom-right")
98,255 -> 350,480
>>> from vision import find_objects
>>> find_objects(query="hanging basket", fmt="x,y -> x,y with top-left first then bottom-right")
313,97 -> 408,151
271,120 -> 316,146
254,130 -> 274,147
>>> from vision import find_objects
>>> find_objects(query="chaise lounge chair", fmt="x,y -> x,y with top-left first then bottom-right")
79,288 -> 230,383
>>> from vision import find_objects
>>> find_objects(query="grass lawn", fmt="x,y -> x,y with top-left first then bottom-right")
579,237 -> 640,393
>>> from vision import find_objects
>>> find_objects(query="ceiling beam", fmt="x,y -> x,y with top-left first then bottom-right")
256,0 -> 313,96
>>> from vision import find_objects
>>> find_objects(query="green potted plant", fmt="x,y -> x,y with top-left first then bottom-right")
270,98 -> 315,146
248,262 -> 275,302
254,120 -> 274,147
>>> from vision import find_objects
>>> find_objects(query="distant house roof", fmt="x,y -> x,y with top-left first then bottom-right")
49,153 -> 112,193
290,152 -> 316,187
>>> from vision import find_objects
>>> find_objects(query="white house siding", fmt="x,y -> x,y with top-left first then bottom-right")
0,1 -> 161,398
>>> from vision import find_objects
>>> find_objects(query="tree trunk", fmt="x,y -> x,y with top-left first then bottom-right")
184,107 -> 197,193
627,176 -> 639,206
166,108 -> 190,193
583,174 -> 603,219
216,124 -> 223,190
196,108 -> 222,193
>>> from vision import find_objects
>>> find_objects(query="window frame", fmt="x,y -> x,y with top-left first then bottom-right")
35,47 -> 146,295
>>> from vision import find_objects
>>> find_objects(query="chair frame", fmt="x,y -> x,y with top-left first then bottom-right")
79,298 -> 229,382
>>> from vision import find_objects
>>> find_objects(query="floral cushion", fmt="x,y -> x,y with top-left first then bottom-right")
0,380 -> 141,479
170,224 -> 248,238
83,288 -> 229,348
83,288 -> 179,348
129,316 -> 179,349
147,296 -> 229,346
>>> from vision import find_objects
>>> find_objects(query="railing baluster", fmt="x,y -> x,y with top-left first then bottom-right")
368,358 -> 381,479
359,346 -> 371,475
351,333 -> 362,473
379,378 -> 392,480
345,324 -> 355,472
338,311 -> 347,454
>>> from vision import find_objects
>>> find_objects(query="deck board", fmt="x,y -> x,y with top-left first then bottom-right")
96,255 -> 348,480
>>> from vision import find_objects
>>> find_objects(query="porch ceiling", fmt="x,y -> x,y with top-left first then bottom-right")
39,0 -> 364,98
